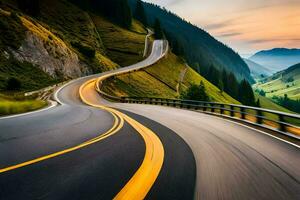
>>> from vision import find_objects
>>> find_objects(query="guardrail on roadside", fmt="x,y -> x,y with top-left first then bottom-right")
98,90 -> 300,140
25,81 -> 68,100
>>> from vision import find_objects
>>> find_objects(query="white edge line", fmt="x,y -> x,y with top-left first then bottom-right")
218,116 -> 300,149
190,108 -> 300,149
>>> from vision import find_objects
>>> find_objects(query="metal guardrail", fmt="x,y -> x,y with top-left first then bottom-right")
98,90 -> 300,140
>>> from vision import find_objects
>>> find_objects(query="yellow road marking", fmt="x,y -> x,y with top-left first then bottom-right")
79,79 -> 165,200
0,104 -> 123,174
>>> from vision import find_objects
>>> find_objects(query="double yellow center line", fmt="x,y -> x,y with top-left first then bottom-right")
80,79 -> 165,200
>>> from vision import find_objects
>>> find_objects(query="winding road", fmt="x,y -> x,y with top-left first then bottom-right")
0,40 -> 299,200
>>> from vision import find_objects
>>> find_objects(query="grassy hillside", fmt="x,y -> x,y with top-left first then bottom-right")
92,15 -> 147,67
254,63 -> 300,100
255,94 -> 293,113
103,51 -> 240,104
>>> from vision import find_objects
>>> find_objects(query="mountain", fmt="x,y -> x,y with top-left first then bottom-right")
243,58 -> 272,80
253,63 -> 300,100
250,48 -> 300,73
128,0 -> 254,83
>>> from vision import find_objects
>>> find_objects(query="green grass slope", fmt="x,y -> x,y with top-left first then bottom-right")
103,51 -> 240,104
254,63 -> 300,100
255,94 -> 293,113
0,93 -> 47,116
93,15 -> 147,67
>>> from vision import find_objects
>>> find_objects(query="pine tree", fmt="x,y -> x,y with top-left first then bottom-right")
207,65 -> 221,90
227,72 -> 239,99
222,69 -> 228,93
134,0 -> 148,26
17,0 -> 40,17
256,99 -> 261,107
119,0 -> 132,28
180,81 -> 209,101
238,79 -> 255,106
88,0 -> 132,29
153,18 -> 164,39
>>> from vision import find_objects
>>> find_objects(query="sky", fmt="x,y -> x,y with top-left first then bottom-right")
143,0 -> 300,56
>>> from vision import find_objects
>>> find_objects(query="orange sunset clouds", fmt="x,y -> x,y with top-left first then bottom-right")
144,0 -> 300,54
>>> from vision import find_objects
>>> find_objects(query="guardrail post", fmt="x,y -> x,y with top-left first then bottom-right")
173,100 -> 176,107
256,109 -> 263,124
220,104 -> 224,115
278,114 -> 286,132
194,103 -> 198,110
203,103 -> 206,111
240,107 -> 245,119
230,105 -> 234,117
211,104 -> 215,113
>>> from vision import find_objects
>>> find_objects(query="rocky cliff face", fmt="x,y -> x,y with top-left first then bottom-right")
11,31 -> 90,79
10,17 -> 90,79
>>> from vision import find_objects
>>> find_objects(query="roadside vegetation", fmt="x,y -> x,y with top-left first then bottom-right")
180,82 -> 209,101
0,93 -> 47,116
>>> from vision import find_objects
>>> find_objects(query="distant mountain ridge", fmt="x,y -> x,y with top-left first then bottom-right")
252,48 -> 300,57
128,0 -> 254,83
250,48 -> 300,73
243,58 -> 272,80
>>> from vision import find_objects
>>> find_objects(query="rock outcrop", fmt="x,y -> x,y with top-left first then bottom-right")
10,17 -> 90,79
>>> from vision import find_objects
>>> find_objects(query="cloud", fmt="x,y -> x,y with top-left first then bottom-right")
247,38 -> 300,44
202,19 -> 237,30
216,32 -> 242,38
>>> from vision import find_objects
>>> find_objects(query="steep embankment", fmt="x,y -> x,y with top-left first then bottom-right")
0,0 -> 147,92
103,51 -> 240,104
254,63 -> 300,100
